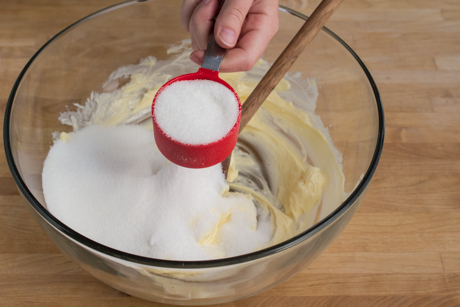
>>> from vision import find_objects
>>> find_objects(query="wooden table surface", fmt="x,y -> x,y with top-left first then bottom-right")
1,0 -> 459,306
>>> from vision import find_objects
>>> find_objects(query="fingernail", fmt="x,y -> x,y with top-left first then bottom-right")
219,28 -> 236,47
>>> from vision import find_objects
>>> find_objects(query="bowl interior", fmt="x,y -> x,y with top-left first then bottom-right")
5,0 -> 383,266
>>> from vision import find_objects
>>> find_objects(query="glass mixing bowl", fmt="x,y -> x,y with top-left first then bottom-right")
4,1 -> 384,305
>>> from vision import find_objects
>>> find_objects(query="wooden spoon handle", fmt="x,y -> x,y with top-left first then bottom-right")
239,0 -> 344,131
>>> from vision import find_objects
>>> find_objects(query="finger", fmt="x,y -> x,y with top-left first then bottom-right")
180,0 -> 203,31
190,12 -> 279,71
219,12 -> 279,72
190,50 -> 205,66
214,0 -> 253,49
189,0 -> 220,50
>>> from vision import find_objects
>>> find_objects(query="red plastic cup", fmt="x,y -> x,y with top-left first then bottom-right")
152,68 -> 241,169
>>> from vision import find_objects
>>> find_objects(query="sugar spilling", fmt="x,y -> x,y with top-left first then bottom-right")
154,80 -> 239,145
42,125 -> 272,260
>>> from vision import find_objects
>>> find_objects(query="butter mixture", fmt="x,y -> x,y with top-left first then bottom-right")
43,40 -> 346,260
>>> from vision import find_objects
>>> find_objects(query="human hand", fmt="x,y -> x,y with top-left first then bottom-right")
181,0 -> 279,72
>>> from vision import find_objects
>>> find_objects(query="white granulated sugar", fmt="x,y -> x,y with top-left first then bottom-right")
154,80 -> 239,145
42,125 -> 272,260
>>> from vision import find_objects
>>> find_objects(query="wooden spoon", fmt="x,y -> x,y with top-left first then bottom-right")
222,0 -> 344,177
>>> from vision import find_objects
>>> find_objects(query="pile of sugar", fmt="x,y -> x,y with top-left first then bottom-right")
42,125 -> 272,260
154,80 -> 239,145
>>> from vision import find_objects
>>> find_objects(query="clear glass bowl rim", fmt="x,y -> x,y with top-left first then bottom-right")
3,0 -> 385,269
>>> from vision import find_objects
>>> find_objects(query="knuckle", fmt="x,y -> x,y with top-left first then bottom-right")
191,39 -> 198,51
181,18 -> 190,31
225,7 -> 247,26
241,54 -> 256,71
180,13 -> 190,31
271,14 -> 279,33
272,21 -> 279,35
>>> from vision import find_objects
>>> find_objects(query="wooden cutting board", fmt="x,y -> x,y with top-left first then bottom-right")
1,0 -> 459,306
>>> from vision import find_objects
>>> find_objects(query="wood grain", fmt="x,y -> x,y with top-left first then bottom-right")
1,0 -> 460,306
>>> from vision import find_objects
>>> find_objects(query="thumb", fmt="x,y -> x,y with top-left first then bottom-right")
214,0 -> 253,48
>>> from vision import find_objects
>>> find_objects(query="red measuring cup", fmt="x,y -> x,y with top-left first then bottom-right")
151,68 -> 241,169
